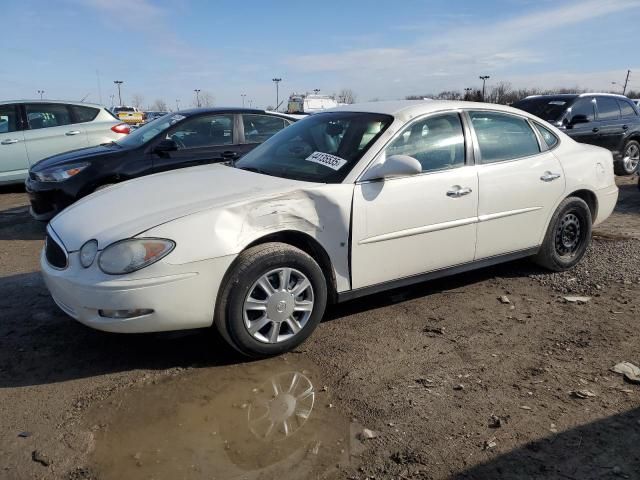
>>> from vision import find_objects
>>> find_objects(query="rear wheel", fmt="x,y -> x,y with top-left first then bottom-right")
614,140 -> 640,175
215,243 -> 328,358
534,197 -> 592,272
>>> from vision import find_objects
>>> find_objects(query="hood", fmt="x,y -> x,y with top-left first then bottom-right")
50,164 -> 311,251
31,144 -> 125,171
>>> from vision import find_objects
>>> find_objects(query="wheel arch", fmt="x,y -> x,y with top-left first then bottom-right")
244,230 -> 339,304
566,189 -> 598,224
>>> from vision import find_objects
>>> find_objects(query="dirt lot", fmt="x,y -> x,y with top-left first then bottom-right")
1,177 -> 639,480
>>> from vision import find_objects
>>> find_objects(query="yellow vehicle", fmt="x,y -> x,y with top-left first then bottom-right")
112,106 -> 144,126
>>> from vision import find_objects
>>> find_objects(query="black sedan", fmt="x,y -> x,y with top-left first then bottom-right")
26,108 -> 295,220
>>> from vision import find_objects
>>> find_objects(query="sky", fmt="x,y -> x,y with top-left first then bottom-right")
3,0 -> 640,110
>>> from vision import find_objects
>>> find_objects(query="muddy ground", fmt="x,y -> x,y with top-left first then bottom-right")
1,177 -> 639,480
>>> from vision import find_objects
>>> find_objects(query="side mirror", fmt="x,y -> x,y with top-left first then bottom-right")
361,154 -> 422,181
154,139 -> 178,154
568,114 -> 589,126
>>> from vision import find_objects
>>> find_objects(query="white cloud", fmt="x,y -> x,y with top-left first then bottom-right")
282,0 -> 640,99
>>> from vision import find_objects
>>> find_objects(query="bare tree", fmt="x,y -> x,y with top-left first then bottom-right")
150,99 -> 168,111
131,93 -> 144,109
337,88 -> 357,104
193,91 -> 214,107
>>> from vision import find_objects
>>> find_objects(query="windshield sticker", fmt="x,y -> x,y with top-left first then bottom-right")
170,114 -> 186,124
305,151 -> 348,171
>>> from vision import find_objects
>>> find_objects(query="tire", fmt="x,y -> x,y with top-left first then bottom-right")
214,242 -> 328,358
614,140 -> 640,176
534,197 -> 592,272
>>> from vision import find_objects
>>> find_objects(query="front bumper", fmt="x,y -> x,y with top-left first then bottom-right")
41,248 -> 236,333
25,177 -> 76,221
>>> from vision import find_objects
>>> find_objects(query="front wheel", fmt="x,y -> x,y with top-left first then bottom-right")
534,197 -> 592,272
215,243 -> 328,358
614,140 -> 640,176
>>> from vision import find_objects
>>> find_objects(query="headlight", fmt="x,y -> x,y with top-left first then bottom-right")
34,163 -> 89,182
79,239 -> 98,268
98,238 -> 175,275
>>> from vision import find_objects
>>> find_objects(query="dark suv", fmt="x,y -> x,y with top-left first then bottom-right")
513,94 -> 640,175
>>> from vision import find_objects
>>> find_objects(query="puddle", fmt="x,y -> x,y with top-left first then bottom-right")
87,356 -> 360,479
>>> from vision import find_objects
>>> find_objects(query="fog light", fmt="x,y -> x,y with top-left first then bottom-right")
98,308 -> 154,319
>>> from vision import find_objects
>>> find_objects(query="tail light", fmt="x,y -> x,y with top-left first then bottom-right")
111,123 -> 130,135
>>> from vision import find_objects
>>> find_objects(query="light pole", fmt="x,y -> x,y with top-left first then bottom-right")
248,99 -> 253,108
194,89 -> 201,108
479,75 -> 490,101
241,93 -> 246,107
37,90 -> 45,100
464,87 -> 472,100
113,80 -> 124,106
313,88 -> 320,95
176,99 -> 181,111
612,81 -> 620,93
272,78 -> 282,111
109,94 -> 115,107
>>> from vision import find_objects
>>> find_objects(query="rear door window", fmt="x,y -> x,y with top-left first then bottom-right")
618,100 -> 638,118
0,104 -> 20,133
25,104 -> 72,129
596,97 -> 621,120
71,105 -> 100,123
469,111 -> 540,163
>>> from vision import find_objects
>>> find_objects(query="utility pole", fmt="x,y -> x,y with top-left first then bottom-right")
622,70 -> 631,95
37,90 -> 45,100
479,76 -> 490,101
194,89 -> 201,108
113,80 -> 124,106
272,78 -> 282,111
241,93 -> 246,107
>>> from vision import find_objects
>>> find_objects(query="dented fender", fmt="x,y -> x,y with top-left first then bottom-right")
142,184 -> 355,292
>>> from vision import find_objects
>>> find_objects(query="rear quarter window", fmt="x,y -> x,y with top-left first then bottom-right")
71,105 -> 100,123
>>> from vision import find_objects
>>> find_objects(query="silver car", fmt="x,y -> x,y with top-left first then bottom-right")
0,100 -> 130,185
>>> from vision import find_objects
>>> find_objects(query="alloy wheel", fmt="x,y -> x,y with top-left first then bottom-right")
623,143 -> 640,173
243,267 -> 314,344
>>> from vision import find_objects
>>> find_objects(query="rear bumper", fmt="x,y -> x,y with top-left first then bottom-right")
593,184 -> 618,226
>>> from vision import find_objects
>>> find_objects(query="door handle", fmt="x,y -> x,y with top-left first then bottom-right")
446,186 -> 473,198
540,171 -> 561,182
592,127 -> 599,133
65,130 -> 81,136
1,139 -> 19,145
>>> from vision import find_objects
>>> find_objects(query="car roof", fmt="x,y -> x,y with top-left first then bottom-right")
0,99 -> 105,108
175,107 -> 293,117
329,100 -> 535,121
523,92 -> 632,101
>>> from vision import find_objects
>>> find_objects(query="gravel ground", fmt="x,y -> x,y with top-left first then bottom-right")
0,176 -> 639,480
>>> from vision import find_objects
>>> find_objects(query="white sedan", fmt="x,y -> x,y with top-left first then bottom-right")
41,101 -> 618,357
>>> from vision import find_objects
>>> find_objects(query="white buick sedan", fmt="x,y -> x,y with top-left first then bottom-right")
41,101 -> 618,357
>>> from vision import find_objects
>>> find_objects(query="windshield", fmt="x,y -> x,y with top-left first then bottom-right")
512,98 -> 574,122
235,112 -> 393,183
117,113 -> 187,148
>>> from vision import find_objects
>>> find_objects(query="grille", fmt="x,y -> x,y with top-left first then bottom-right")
45,233 -> 68,269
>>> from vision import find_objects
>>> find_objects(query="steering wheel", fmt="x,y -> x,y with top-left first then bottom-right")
170,134 -> 186,149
